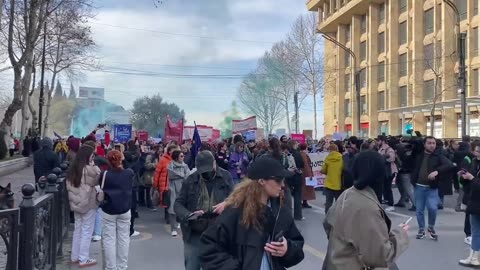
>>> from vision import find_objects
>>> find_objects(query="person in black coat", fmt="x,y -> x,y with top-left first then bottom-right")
286,140 -> 305,221
200,156 -> 305,270
33,137 -> 60,183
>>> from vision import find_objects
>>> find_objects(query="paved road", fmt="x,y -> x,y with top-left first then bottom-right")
2,167 -> 470,269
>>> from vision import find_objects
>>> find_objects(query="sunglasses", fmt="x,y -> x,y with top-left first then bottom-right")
179,155 -> 184,158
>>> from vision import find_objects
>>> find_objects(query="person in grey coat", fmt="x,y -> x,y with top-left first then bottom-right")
167,150 -> 190,237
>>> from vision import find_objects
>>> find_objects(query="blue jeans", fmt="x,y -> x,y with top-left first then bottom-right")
415,185 -> 438,230
471,214 -> 480,251
93,208 -> 102,236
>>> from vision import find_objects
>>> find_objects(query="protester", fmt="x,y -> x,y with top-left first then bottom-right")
320,144 -> 344,214
33,137 -> 60,183
228,142 -> 249,185
215,142 -> 229,171
200,155 -> 305,270
376,135 -> 398,211
8,134 -> 15,157
100,150 -> 134,270
323,151 -> 409,270
154,144 -> 179,224
167,150 -> 191,237
342,137 -> 360,191
395,140 -> 417,211
174,151 -> 233,270
459,142 -> 480,267
411,136 -> 453,240
66,145 -> 101,268
141,145 -> 161,210
286,140 -> 305,221
55,138 -> 69,163
299,143 -> 315,208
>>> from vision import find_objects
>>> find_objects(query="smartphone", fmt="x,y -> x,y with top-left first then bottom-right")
399,217 -> 412,226
273,230 -> 284,243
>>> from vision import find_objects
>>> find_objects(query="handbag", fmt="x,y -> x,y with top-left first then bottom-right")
96,171 -> 107,205
151,188 -> 160,206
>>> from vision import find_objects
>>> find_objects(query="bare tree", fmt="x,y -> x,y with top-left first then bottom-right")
42,0 -> 96,137
237,59 -> 284,134
288,13 -> 333,138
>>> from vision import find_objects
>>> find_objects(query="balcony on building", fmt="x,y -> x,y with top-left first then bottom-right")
307,0 -> 385,33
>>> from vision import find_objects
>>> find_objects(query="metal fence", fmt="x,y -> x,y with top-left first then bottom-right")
0,164 -> 70,270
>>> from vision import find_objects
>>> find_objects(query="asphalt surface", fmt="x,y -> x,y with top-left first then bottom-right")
1,167 -> 471,270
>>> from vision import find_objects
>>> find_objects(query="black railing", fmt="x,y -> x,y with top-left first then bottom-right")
0,163 -> 71,270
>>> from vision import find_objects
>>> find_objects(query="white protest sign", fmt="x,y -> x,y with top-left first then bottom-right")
308,152 -> 328,188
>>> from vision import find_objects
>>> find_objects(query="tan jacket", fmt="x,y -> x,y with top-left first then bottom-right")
323,187 -> 409,270
67,165 -> 100,214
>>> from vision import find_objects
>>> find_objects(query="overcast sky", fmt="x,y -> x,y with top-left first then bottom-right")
2,0 -> 325,135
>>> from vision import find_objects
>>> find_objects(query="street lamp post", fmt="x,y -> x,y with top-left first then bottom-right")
321,33 -> 362,137
443,0 -> 467,138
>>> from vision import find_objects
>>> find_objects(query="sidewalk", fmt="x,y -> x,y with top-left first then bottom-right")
0,165 -> 36,204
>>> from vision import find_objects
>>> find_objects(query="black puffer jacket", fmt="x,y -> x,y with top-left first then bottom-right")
200,198 -> 305,270
466,158 -> 480,215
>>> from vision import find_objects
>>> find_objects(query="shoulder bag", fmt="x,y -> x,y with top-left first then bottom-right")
96,171 -> 107,205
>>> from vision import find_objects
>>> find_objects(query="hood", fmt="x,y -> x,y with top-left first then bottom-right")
41,137 -> 53,150
326,151 -> 343,162
171,160 -> 186,168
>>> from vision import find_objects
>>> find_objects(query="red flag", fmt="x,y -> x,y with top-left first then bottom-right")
165,115 -> 184,143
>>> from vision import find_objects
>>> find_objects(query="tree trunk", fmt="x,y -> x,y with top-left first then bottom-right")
430,78 -> 439,136
313,92 -> 317,139
0,0 -> 4,23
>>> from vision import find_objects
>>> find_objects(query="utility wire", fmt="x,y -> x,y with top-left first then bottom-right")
90,22 -> 275,44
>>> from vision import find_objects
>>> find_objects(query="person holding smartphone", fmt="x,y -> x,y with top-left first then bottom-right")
200,156 -> 305,270
459,142 -> 480,267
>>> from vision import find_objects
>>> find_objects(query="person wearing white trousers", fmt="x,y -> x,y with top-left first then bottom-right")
102,210 -> 131,270
71,209 -> 97,264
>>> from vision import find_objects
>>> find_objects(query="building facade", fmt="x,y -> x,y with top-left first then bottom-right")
307,0 -> 480,138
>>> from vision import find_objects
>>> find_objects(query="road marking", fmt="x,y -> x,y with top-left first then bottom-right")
309,203 -> 412,219
303,243 -> 326,260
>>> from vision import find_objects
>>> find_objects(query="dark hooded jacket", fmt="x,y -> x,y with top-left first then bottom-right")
33,138 -> 60,182
411,148 -> 454,189
200,197 -> 305,270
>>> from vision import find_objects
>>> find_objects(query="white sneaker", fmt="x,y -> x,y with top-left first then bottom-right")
171,230 -> 178,237
465,236 -> 472,246
177,224 -> 181,229
385,206 -> 395,212
131,231 -> 140,237
92,235 -> 101,242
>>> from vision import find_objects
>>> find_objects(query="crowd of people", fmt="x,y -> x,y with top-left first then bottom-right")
27,125 -> 480,269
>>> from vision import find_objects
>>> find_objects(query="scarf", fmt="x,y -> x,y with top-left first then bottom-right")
197,175 -> 217,212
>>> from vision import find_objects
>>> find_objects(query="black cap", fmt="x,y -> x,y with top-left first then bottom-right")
248,156 -> 294,181
196,151 -> 215,174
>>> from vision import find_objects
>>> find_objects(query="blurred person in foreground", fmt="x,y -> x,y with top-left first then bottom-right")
200,156 -> 305,269
174,151 -> 233,270
323,151 -> 409,270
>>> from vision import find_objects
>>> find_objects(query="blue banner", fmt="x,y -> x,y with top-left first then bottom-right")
113,124 -> 132,143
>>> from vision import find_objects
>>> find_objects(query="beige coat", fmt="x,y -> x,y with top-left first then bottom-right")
67,165 -> 101,214
323,187 -> 409,270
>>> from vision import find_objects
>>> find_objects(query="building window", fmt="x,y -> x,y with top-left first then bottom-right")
474,69 -> 479,96
378,32 -> 385,53
379,3 -> 385,24
424,79 -> 435,103
474,28 -> 479,57
360,41 -> 367,61
345,52 -> 351,67
400,0 -> 407,13
399,22 -> 407,45
345,99 -> 351,117
361,95 -> 367,114
360,68 -> 367,88
333,101 -> 337,118
399,86 -> 408,107
345,24 -> 351,42
457,0 -> 467,21
424,43 -> 434,69
424,8 -> 434,35
378,91 -> 385,110
399,53 -> 407,77
475,0 -> 479,16
345,74 -> 351,92
361,14 -> 367,33
378,62 -> 385,82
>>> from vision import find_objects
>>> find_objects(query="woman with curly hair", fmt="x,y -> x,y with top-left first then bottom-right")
200,156 -> 305,270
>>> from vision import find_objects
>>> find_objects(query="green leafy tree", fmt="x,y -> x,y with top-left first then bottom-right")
130,94 -> 185,137
218,101 -> 241,138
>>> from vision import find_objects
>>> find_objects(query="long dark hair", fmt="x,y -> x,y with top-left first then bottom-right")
268,137 -> 282,160
67,145 -> 95,188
